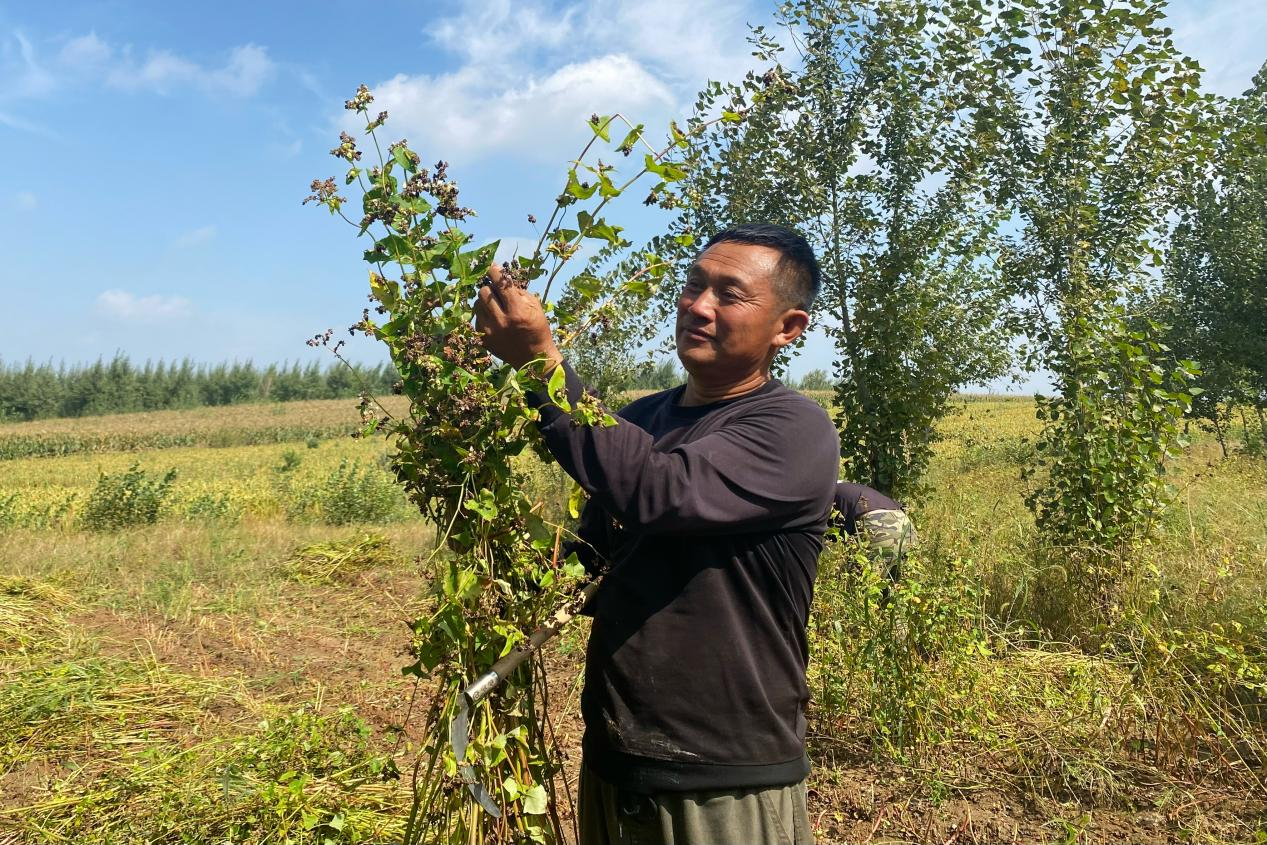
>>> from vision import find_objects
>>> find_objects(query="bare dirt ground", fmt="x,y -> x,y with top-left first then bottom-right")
69,568 -> 429,737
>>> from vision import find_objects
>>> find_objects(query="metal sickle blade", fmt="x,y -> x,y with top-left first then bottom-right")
449,690 -> 503,818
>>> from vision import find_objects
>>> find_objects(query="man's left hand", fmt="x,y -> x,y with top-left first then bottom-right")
474,264 -> 563,371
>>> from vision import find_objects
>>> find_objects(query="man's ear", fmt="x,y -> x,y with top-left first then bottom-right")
772,308 -> 810,351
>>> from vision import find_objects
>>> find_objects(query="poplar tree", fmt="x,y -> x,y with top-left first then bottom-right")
984,0 -> 1216,617
674,0 -> 1011,501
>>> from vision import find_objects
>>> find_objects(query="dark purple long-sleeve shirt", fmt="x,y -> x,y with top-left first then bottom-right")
527,362 -> 840,793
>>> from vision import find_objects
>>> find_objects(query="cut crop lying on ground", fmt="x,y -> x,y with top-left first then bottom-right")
286,534 -> 410,584
0,592 -> 410,844
0,525 -> 429,845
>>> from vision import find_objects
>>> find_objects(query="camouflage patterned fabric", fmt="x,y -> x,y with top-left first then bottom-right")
857,508 -> 917,580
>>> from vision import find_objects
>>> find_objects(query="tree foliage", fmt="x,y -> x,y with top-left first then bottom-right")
795,369 -> 835,392
673,0 -> 1011,501
1161,61 -> 1267,455
553,237 -> 683,400
984,0 -> 1215,618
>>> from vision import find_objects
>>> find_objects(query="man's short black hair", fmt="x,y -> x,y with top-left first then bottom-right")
701,223 -> 821,311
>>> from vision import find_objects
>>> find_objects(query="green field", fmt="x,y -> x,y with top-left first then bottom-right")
1,396 -> 1263,844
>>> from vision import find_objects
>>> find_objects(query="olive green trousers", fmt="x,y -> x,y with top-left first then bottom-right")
577,765 -> 814,845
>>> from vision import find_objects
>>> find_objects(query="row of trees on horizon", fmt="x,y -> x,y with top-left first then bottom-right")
0,357 -> 399,422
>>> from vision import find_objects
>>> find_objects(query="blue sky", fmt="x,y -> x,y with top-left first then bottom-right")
1,0 -> 1263,385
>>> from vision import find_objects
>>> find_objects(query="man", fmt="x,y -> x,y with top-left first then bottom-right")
831,481 -> 918,582
475,224 -> 837,845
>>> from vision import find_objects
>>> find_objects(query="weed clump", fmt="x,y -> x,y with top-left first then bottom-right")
286,534 -> 408,583
80,462 -> 177,531
0,652 -> 404,844
287,458 -> 403,525
181,490 -> 240,523
214,705 -> 401,844
811,542 -> 985,757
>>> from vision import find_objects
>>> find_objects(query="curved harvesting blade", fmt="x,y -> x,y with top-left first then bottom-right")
449,687 -> 503,818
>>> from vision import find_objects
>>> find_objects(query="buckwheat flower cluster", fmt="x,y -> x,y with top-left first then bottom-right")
302,177 -> 344,210
331,131 -> 362,162
400,159 -> 475,221
344,84 -> 374,112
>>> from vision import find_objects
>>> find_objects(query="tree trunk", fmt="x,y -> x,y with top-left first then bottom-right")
1212,412 -> 1228,459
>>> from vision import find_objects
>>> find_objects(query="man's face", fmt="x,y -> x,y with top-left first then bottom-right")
674,241 -> 804,381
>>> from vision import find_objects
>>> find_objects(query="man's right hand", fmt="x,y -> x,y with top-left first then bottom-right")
473,265 -> 564,372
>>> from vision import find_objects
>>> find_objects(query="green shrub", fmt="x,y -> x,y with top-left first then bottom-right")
80,463 -> 177,531
181,491 -> 239,524
288,459 -> 402,525
275,448 -> 303,473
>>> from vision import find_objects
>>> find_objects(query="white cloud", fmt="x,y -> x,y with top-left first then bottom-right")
574,0 -> 766,92
367,54 -> 674,164
96,290 -> 192,322
346,0 -> 765,164
429,0 -> 578,61
172,225 -> 217,248
213,44 -> 274,94
58,32 -> 111,68
13,191 -> 37,209
425,0 -> 760,91
2,31 -> 275,106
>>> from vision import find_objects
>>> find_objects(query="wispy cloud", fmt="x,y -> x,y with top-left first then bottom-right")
105,43 -> 275,96
96,290 -> 192,322
172,225 -> 217,249
0,109 -> 57,137
3,30 -> 56,98
12,191 -> 37,209
3,30 -> 276,104
57,32 -> 111,68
